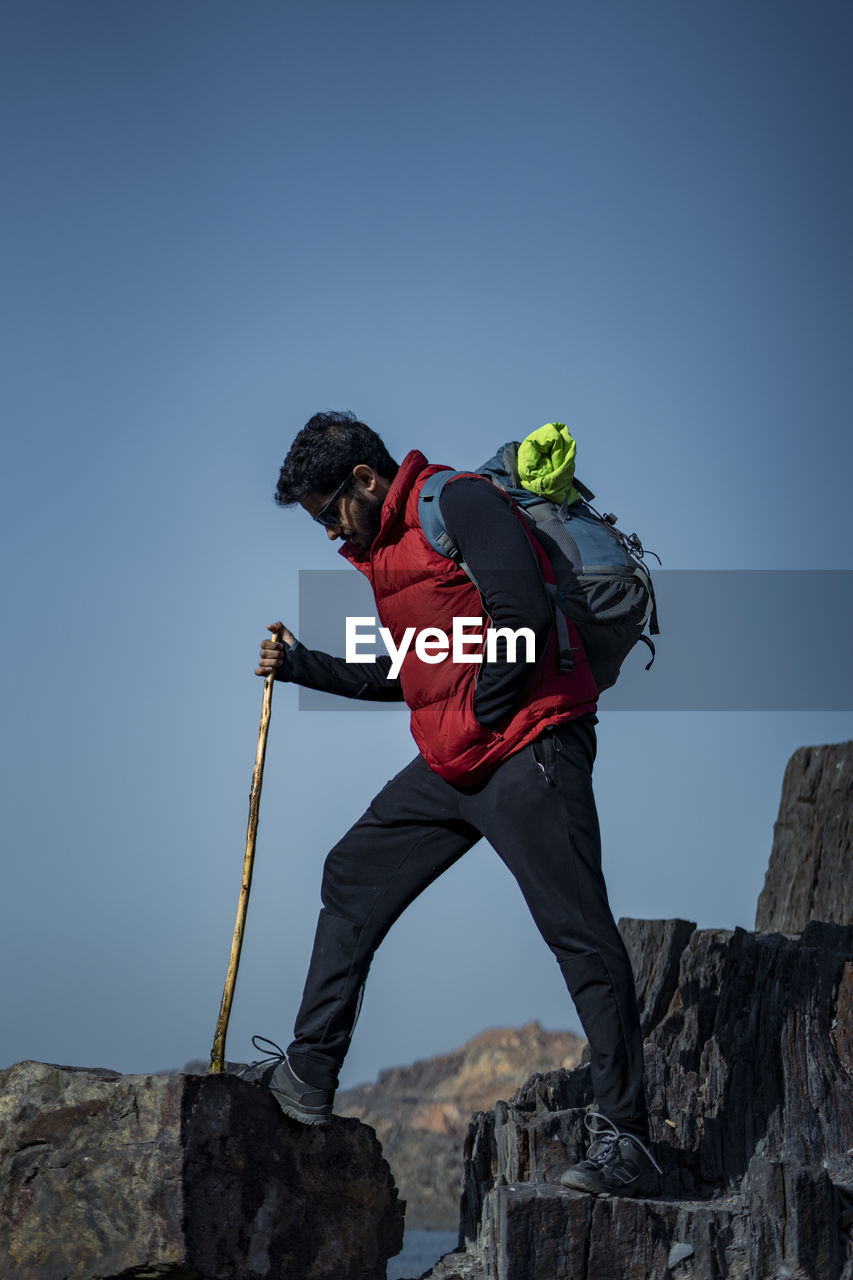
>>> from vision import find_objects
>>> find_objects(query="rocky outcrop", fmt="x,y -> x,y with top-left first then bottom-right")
0,1061 -> 403,1280
337,1022 -> 584,1229
433,922 -> 853,1280
419,742 -> 853,1280
756,740 -> 853,932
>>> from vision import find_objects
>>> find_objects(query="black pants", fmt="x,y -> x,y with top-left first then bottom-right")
287,715 -> 648,1135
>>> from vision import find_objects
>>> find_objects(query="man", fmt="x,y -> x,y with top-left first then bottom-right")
236,410 -> 660,1197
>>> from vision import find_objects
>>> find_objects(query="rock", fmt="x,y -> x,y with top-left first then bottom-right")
0,1061 -> 404,1280
337,1022 -> 584,1230
646,921 -> 853,1194
668,1241 -> 694,1266
449,1165 -> 849,1280
455,1184 -> 742,1280
744,1157 -> 846,1280
421,1250 -> 484,1280
618,917 -> 697,1037
756,740 -> 853,932
433,920 -> 853,1279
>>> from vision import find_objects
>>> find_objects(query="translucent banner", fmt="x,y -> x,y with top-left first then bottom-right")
295,569 -> 853,711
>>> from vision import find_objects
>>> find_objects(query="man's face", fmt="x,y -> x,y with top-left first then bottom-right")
301,466 -> 388,550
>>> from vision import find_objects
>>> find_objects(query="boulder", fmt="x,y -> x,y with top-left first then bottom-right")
0,1061 -> 404,1280
756,740 -> 853,932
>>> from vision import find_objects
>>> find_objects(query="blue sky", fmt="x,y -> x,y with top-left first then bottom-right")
2,1 -> 851,1088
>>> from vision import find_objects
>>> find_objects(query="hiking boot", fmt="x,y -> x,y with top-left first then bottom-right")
226,1036 -> 334,1126
560,1112 -> 662,1197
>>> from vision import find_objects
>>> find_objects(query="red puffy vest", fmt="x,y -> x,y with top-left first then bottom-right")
339,450 -> 598,784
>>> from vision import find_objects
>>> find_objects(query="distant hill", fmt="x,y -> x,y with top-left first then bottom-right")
336,1021 -> 585,1230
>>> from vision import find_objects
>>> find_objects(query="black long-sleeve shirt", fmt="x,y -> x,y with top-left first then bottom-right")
282,476 -> 554,728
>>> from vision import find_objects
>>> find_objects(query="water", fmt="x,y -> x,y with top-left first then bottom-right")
386,1229 -> 460,1279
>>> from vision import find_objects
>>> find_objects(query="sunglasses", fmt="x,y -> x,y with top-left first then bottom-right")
313,472 -> 355,529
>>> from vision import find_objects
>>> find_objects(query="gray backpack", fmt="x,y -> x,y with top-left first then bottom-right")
418,441 -> 660,692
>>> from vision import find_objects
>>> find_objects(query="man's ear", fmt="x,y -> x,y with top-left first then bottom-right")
353,463 -> 378,491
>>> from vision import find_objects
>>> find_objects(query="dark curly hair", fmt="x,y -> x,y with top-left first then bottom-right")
274,411 -> 399,506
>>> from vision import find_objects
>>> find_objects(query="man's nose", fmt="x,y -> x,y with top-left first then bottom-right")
326,525 -> 343,541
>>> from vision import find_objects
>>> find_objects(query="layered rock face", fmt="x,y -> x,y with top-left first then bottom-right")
429,923 -> 853,1280
0,1063 -> 403,1280
422,742 -> 853,1280
756,740 -> 853,933
337,1022 -> 584,1229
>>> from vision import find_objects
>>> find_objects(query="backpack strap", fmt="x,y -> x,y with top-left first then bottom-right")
521,498 -> 583,572
573,477 -> 596,502
646,576 -> 660,638
418,470 -> 576,673
522,501 -> 579,670
418,469 -> 467,563
544,582 -> 576,672
638,634 -> 656,670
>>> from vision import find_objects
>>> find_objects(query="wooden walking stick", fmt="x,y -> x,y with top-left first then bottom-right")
209,627 -> 282,1073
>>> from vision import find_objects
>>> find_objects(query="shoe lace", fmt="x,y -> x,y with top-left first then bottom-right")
583,1112 -> 622,1166
583,1111 -> 663,1174
248,1034 -> 287,1068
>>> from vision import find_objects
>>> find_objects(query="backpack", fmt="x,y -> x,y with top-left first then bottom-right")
418,440 -> 660,692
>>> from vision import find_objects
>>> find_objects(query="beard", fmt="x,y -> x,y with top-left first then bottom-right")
351,489 -> 385,549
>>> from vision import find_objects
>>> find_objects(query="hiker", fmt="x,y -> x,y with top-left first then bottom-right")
234,410 -> 660,1197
